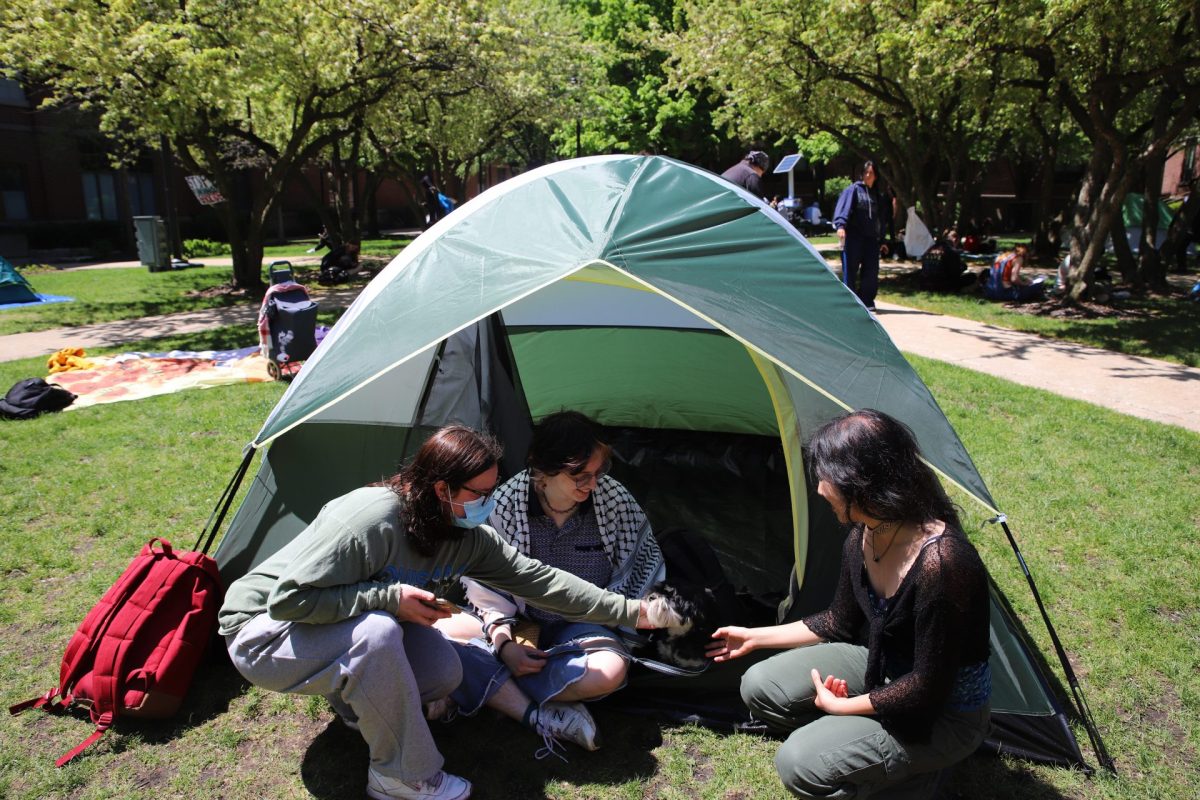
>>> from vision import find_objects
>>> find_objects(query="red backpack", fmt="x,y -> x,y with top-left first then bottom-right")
9,538 -> 222,766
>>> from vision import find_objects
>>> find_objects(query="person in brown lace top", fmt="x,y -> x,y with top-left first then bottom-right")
707,409 -> 991,798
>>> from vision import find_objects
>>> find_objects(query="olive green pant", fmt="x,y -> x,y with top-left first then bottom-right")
741,643 -> 989,799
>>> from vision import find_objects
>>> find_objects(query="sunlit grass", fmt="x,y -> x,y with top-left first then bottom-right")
0,328 -> 1196,798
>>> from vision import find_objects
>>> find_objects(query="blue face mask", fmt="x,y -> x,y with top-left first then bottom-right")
450,494 -> 496,529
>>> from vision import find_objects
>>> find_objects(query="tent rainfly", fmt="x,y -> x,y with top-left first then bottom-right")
0,257 -> 38,305
210,155 -> 1109,773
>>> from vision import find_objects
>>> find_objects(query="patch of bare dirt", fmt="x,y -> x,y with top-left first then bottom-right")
686,743 -> 715,782
130,765 -> 173,789
1155,607 -> 1186,624
1008,298 -> 1150,320
1115,678 -> 1191,750
183,283 -> 251,300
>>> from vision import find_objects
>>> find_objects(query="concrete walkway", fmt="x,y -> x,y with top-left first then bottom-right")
1,283 -> 1197,434
874,301 -> 1199,432
0,286 -> 362,361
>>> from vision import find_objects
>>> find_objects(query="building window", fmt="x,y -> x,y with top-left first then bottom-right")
127,172 -> 156,216
0,79 -> 29,107
0,165 -> 30,220
82,171 -> 119,221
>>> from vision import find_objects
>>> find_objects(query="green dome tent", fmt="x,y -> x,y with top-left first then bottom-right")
0,257 -> 38,305
211,155 -> 1103,771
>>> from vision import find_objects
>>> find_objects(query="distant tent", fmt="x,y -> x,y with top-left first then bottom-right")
1114,194 -> 1176,252
211,155 -> 1106,772
0,257 -> 38,305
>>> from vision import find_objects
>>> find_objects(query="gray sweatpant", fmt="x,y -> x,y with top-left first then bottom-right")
741,643 -> 989,799
226,611 -> 462,782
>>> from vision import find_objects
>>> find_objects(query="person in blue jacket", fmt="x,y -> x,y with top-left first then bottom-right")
833,161 -> 892,311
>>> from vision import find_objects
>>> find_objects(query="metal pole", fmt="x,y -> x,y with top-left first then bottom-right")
995,516 -> 1116,774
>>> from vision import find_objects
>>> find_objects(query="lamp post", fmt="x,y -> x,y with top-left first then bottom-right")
570,75 -> 581,158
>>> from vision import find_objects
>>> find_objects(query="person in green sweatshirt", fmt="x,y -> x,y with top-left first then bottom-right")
219,424 -> 672,800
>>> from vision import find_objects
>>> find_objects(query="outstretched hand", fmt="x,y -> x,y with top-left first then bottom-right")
395,585 -> 454,626
706,626 -> 754,662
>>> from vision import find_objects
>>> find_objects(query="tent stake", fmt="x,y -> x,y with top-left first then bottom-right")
993,516 -> 1116,774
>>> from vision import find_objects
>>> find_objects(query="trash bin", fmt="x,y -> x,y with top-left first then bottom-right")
133,216 -> 170,272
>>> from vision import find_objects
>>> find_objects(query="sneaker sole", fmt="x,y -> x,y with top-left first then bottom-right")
365,783 -> 472,800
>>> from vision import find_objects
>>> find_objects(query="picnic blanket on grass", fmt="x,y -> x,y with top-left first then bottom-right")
48,347 -> 272,409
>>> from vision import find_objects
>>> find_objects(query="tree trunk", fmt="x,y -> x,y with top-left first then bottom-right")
1066,144 -> 1131,301
1138,154 -> 1166,290
1162,188 -> 1200,273
1110,216 -> 1137,284
1032,149 -> 1062,260
209,169 -> 266,295
222,209 -> 266,294
362,171 -> 383,238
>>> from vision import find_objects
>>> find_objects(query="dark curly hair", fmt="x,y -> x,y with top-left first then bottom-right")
807,409 -> 960,530
527,410 -> 611,478
382,425 -> 503,555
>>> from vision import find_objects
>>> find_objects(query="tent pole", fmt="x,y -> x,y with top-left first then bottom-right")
194,447 -> 256,555
994,516 -> 1116,774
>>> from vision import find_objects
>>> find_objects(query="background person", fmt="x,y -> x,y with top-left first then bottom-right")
421,174 -> 444,230
442,411 -> 665,750
720,150 -> 770,199
219,424 -> 667,800
920,237 -> 976,292
707,409 -> 991,799
984,243 -> 1046,302
833,161 -> 892,311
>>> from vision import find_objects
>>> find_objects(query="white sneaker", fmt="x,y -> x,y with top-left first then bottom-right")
423,696 -> 458,723
533,701 -> 601,752
366,768 -> 471,800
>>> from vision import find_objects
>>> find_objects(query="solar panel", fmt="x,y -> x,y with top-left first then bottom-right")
773,154 -> 804,174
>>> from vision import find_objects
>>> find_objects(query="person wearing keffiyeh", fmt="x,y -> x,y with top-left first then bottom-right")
441,411 -> 665,752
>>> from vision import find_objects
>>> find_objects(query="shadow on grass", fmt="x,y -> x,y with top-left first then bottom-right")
114,647 -> 249,748
300,705 -> 662,800
942,751 -> 1071,799
296,699 -> 1075,799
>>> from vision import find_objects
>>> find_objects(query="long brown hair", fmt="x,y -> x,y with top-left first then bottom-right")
382,425 -> 503,555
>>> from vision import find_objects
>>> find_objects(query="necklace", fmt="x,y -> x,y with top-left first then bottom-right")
535,486 -> 578,516
866,521 -> 902,563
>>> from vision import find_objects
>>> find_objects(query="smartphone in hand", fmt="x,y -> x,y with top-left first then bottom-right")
422,597 -> 458,613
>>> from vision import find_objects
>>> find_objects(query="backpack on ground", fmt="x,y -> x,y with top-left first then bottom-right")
9,538 -> 222,766
0,377 -> 75,420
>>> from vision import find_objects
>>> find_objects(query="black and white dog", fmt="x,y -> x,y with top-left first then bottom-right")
640,580 -> 723,670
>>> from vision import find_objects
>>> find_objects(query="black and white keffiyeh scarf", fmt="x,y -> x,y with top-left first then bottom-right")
489,469 -> 665,600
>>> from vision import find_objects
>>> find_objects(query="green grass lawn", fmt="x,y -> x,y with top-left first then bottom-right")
874,271 -> 1200,367
813,242 -> 1199,366
2,253 -> 392,338
263,235 -> 413,260
0,266 -> 246,337
0,333 -> 1196,799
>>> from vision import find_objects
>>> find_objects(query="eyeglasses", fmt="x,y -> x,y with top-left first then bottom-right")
458,482 -> 496,500
568,460 -> 611,489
